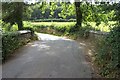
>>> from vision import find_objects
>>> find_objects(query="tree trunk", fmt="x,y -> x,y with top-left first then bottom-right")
75,2 -> 82,27
14,2 -> 23,30
17,20 -> 23,30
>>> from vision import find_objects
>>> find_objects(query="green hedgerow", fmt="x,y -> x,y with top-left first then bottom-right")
95,26 -> 120,78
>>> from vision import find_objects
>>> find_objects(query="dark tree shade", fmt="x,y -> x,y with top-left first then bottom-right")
14,2 -> 24,30
2,2 -> 24,30
75,2 -> 82,27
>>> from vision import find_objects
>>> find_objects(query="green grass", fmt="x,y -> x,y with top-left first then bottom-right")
31,21 -> 116,32
31,22 -> 75,27
1,20 -> 116,32
87,21 -> 116,32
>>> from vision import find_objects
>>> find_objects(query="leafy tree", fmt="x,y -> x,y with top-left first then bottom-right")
75,1 -> 82,26
2,2 -> 24,30
59,2 -> 75,19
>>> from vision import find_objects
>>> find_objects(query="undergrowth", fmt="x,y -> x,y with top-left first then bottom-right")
95,26 -> 120,78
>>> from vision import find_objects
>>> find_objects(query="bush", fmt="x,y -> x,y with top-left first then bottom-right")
2,31 -> 34,61
95,26 -> 120,78
32,22 -> 91,39
1,20 -> 11,32
32,22 -> 75,36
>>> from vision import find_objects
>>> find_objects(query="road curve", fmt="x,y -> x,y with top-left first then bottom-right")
2,33 -> 92,78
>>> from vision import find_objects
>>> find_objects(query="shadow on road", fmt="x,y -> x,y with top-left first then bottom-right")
2,33 -> 93,78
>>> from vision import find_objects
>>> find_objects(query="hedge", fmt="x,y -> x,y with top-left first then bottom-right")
2,30 -> 36,61
32,23 -> 75,36
95,26 -> 120,78
32,22 -> 91,39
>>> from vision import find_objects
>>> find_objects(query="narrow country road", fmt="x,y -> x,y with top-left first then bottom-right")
2,33 -> 93,78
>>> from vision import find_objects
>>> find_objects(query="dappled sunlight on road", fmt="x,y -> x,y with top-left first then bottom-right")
31,43 -> 50,50
3,33 -> 93,78
45,52 -> 56,55
79,42 -> 86,46
36,33 -> 73,41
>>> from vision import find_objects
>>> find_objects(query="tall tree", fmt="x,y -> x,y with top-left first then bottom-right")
74,1 -> 82,27
15,2 -> 24,30
2,2 -> 24,30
